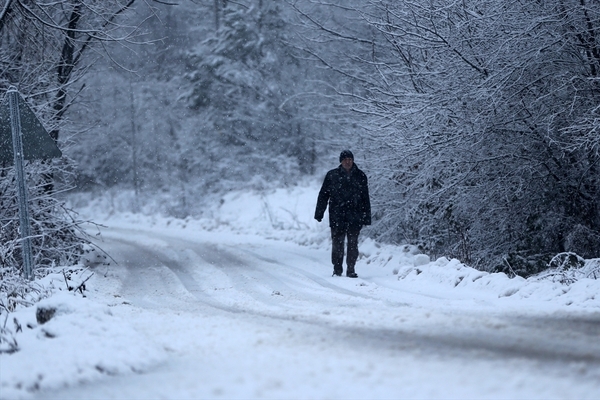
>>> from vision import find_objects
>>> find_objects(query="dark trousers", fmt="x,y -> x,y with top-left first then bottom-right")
331,228 -> 361,274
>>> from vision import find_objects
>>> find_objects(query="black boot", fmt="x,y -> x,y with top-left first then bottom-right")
346,267 -> 358,278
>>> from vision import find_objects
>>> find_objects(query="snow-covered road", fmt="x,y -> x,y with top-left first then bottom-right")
30,224 -> 600,400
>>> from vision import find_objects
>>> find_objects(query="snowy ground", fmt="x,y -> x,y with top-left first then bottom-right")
2,183 -> 600,399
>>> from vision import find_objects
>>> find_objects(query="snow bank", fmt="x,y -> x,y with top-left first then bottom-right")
1,271 -> 167,399
72,183 -> 331,247
362,240 -> 600,309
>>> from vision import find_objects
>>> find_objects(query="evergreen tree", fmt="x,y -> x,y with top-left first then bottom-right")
183,1 -> 313,179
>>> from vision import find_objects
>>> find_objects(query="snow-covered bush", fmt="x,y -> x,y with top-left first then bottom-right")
0,270 -> 51,355
0,266 -> 93,354
536,253 -> 600,284
0,268 -> 50,312
490,252 -> 552,279
0,164 -> 92,274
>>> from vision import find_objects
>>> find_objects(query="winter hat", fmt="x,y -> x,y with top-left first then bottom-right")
339,150 -> 354,162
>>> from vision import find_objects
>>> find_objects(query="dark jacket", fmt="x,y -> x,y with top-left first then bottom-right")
314,163 -> 371,230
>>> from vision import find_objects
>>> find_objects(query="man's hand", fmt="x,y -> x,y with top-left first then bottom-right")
362,214 -> 371,225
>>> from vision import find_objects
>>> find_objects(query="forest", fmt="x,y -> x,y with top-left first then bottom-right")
1,0 -> 600,283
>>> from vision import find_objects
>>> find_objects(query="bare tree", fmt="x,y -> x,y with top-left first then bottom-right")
0,0 -> 162,141
0,0 -> 164,280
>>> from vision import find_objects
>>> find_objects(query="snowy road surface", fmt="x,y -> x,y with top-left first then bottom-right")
29,223 -> 600,400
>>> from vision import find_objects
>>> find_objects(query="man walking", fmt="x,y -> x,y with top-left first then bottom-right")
314,150 -> 371,278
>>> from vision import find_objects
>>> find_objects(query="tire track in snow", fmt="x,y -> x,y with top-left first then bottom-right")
104,227 -> 381,304
96,229 -> 600,371
99,233 -> 371,319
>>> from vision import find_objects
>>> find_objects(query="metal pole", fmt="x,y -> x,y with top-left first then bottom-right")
8,87 -> 34,280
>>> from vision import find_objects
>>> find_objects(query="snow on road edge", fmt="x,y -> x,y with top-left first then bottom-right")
1,183 -> 599,399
